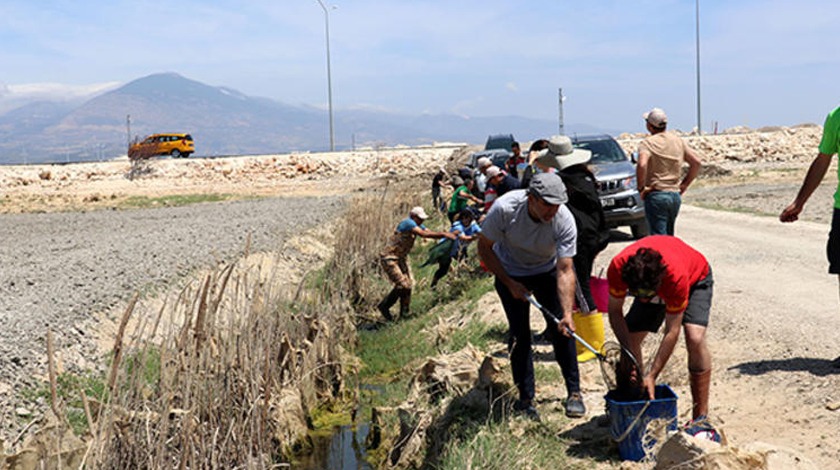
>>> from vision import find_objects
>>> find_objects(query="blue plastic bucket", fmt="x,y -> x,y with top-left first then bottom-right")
605,385 -> 678,461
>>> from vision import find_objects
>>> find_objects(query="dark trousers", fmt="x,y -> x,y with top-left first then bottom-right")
494,269 -> 580,402
431,256 -> 452,287
431,245 -> 467,287
573,243 -> 597,312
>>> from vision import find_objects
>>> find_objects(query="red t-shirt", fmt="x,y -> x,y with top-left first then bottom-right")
607,236 -> 709,314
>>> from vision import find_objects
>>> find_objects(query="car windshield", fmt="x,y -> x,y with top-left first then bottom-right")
485,135 -> 513,151
574,139 -> 626,164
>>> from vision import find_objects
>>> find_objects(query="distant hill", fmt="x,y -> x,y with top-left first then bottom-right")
0,73 -> 618,164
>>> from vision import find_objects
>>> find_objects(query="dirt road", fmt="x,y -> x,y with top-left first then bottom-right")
596,204 -> 840,467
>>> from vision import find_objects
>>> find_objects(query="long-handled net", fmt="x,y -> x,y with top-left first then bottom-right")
526,294 -> 644,396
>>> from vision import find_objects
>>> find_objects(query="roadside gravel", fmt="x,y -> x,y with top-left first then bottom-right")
0,195 -> 345,439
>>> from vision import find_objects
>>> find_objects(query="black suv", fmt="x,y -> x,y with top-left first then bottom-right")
572,135 -> 648,238
467,133 -> 515,169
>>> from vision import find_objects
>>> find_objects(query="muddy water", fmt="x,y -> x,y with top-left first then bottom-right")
297,423 -> 373,469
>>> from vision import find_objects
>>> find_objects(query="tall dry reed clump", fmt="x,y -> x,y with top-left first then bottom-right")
82,249 -> 357,468
325,183 -> 427,313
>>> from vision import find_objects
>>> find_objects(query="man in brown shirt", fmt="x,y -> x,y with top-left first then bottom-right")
637,108 -> 702,235
378,206 -> 455,320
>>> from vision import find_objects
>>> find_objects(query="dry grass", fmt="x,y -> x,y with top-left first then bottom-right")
323,180 -> 434,314
8,179 -> 447,468
73,241 -> 358,468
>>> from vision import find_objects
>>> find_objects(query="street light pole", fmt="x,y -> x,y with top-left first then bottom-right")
316,0 -> 335,151
558,88 -> 565,136
695,0 -> 702,134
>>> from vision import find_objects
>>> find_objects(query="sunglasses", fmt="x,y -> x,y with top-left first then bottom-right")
629,287 -> 657,299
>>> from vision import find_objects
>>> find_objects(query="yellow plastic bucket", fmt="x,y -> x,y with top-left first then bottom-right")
573,311 -> 605,363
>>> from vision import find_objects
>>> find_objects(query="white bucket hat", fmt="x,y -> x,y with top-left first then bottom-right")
534,135 -> 592,171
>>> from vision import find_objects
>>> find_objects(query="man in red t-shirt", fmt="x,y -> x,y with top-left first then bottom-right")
607,236 -> 713,423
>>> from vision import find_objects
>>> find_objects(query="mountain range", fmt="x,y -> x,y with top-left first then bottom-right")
0,73 -> 616,164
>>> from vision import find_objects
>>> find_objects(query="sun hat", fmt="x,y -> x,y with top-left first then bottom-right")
528,172 -> 568,205
643,107 -> 668,128
409,206 -> 429,220
534,135 -> 592,171
485,165 -> 502,179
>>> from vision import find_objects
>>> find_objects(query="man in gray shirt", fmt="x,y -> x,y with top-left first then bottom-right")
477,172 -> 585,420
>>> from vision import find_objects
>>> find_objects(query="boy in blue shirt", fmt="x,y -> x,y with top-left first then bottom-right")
431,209 -> 482,288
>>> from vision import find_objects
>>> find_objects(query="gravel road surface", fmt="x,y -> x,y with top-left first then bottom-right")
0,195 -> 345,438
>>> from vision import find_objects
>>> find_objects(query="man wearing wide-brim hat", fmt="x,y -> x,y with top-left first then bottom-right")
534,134 -> 593,172
477,172 -> 586,421
535,135 -> 610,361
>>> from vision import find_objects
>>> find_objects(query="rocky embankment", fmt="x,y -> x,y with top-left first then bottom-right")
617,123 -> 823,167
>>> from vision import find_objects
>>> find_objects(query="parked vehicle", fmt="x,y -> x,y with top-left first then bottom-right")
467,133 -> 516,169
129,133 -> 194,160
572,134 -> 648,239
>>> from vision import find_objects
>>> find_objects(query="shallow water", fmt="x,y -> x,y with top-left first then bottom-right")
296,423 -> 373,470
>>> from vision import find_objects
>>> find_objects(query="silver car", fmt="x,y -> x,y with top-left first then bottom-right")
572,134 -> 648,239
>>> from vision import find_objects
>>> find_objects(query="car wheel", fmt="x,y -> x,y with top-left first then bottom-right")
171,149 -> 182,158
631,222 -> 649,239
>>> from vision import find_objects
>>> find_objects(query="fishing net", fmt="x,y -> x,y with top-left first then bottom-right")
600,341 -> 646,399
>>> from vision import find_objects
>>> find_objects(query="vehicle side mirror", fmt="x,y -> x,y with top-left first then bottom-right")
630,151 -> 639,164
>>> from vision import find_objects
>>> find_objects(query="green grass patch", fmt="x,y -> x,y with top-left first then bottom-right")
436,421 -> 583,470
357,314 -> 438,382
21,370 -> 108,435
447,319 -> 503,352
119,193 -> 237,209
19,348 -> 163,436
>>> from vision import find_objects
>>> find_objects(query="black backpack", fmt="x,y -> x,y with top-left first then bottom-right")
559,166 -> 609,254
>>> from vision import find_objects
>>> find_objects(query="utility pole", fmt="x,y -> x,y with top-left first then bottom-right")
316,0 -> 336,151
558,88 -> 565,136
695,0 -> 702,134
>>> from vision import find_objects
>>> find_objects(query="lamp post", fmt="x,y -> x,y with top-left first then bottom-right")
558,88 -> 565,135
316,0 -> 335,151
695,0 -> 702,134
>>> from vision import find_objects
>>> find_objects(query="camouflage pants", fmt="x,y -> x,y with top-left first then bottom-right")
381,256 -> 413,290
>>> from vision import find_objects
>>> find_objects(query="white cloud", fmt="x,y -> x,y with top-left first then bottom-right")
6,81 -> 120,100
0,81 -> 121,114
506,82 -> 518,93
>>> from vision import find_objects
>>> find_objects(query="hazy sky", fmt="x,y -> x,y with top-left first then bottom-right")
1,0 -> 838,133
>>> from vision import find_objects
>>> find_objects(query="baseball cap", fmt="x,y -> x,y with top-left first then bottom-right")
477,157 -> 492,168
409,206 -> 429,220
643,107 -> 668,128
485,165 -> 501,178
528,172 -> 568,205
534,135 -> 592,171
